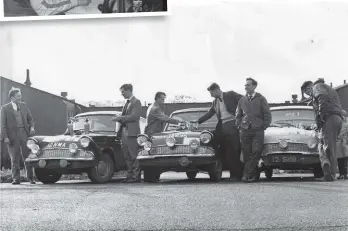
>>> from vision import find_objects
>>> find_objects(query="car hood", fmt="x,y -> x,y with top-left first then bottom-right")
31,133 -> 113,149
151,130 -> 203,146
264,126 -> 317,143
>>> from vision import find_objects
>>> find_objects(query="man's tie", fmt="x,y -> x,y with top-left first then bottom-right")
16,103 -> 20,111
218,97 -> 222,102
121,100 -> 130,116
248,95 -> 253,101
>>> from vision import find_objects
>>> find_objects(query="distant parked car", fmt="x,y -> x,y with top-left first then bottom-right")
137,108 -> 224,182
257,106 -> 321,179
25,111 -> 146,184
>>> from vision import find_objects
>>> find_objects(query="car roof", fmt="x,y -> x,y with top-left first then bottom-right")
270,105 -> 313,111
171,108 -> 210,114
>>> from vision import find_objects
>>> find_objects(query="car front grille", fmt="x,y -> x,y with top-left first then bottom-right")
39,149 -> 93,158
263,143 -> 311,154
150,145 -> 213,155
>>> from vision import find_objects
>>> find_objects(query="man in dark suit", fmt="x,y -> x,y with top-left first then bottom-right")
193,83 -> 243,181
112,84 -> 142,183
1,88 -> 36,184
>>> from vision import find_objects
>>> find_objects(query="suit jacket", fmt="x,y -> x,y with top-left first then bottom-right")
145,102 -> 179,136
197,91 -> 243,128
118,96 -> 142,137
1,102 -> 34,142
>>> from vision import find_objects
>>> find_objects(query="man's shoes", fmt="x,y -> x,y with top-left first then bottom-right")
125,178 -> 141,183
228,176 -> 241,182
247,176 -> 258,183
242,176 -> 258,183
322,163 -> 335,181
121,178 -> 132,183
338,174 -> 348,180
12,181 -> 20,185
29,179 -> 36,184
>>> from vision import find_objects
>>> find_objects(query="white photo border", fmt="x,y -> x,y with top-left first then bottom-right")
0,0 -> 170,22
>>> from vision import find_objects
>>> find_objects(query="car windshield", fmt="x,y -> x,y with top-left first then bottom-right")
271,109 -> 316,127
165,111 -> 217,131
73,115 -> 115,132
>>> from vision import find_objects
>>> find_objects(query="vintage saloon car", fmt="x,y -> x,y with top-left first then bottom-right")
258,105 -> 321,179
136,108 -> 223,182
25,111 -> 146,184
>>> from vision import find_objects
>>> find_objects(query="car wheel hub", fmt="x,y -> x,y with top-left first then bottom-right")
96,161 -> 109,176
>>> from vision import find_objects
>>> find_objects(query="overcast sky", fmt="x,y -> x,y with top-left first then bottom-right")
2,0 -> 348,105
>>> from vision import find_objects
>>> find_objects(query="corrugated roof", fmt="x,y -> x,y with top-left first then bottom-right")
0,76 -> 86,108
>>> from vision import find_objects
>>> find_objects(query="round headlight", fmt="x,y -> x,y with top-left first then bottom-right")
80,137 -> 90,148
279,140 -> 288,149
200,132 -> 212,144
27,140 -> 36,149
69,143 -> 78,154
31,144 -> 40,154
137,135 -> 149,146
144,141 -> 152,151
308,139 -> 317,149
189,139 -> 199,150
165,136 -> 176,147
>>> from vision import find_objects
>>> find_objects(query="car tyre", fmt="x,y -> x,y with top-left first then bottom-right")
265,168 -> 273,179
208,159 -> 223,182
35,168 -> 62,184
143,169 -> 161,182
186,171 -> 198,180
313,167 -> 324,178
88,154 -> 114,184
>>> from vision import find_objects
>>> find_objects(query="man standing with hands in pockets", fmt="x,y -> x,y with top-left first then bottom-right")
1,88 -> 36,184
236,78 -> 272,183
112,84 -> 142,183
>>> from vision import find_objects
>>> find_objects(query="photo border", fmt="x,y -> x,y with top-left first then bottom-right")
0,0 -> 170,22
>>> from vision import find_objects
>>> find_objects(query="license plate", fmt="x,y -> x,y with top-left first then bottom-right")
271,155 -> 298,163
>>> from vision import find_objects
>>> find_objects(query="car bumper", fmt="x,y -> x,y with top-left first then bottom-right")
25,157 -> 97,169
260,153 -> 320,168
137,154 -> 216,169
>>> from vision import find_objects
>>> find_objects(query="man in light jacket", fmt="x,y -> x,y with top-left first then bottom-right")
145,92 -> 183,137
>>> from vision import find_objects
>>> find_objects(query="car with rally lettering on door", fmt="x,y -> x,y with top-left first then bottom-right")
257,105 -> 322,179
136,108 -> 223,182
25,111 -> 146,184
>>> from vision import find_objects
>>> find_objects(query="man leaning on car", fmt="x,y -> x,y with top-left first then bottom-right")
193,83 -> 244,181
236,78 -> 272,183
145,92 -> 183,137
302,79 -> 343,181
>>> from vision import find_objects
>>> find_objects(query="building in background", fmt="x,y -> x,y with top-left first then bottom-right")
0,73 -> 86,168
